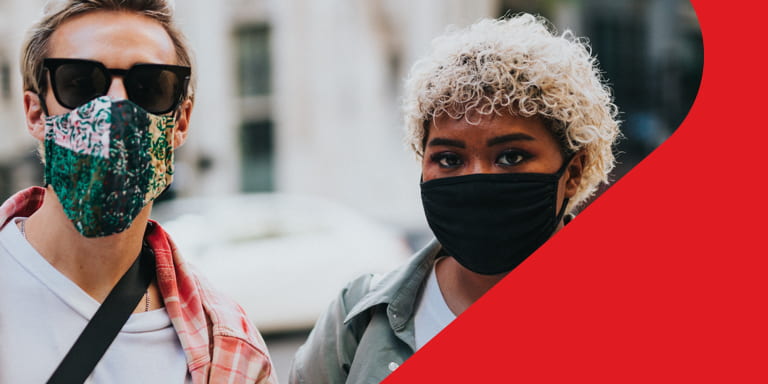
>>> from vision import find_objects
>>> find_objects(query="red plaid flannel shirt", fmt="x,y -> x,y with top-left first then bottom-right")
0,187 -> 278,384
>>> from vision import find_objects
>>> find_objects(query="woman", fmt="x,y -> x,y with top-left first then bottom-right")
290,13 -> 619,383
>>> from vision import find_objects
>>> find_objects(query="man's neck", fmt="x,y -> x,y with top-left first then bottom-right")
23,186 -> 151,302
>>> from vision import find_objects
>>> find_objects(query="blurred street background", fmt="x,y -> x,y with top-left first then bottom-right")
0,0 -> 702,381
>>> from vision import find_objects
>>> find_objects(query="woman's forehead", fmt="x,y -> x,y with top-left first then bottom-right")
428,111 -> 568,152
431,111 -> 547,135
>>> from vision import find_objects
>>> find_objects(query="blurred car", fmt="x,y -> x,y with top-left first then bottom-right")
151,193 -> 412,334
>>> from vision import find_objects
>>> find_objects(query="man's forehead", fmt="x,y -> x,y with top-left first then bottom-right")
48,10 -> 177,67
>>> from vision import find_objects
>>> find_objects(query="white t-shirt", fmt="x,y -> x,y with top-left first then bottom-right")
0,218 -> 191,383
414,258 -> 457,350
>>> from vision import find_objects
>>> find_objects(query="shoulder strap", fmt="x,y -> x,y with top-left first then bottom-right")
47,244 -> 156,384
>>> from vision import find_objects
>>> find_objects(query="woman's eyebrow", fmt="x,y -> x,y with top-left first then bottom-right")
487,133 -> 535,147
428,138 -> 466,148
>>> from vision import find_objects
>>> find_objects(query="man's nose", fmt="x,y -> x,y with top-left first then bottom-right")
106,77 -> 128,100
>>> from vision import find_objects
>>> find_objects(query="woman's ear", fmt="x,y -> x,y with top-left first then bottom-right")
24,91 -> 47,141
564,151 -> 586,199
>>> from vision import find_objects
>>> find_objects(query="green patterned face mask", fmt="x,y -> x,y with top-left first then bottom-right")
44,96 -> 175,237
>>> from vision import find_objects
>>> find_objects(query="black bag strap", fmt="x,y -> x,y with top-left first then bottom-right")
47,244 -> 156,384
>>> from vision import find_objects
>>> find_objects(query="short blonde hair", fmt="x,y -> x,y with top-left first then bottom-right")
403,13 -> 620,209
20,0 -> 196,102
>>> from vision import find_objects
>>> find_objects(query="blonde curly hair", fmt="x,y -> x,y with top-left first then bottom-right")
403,13 -> 620,210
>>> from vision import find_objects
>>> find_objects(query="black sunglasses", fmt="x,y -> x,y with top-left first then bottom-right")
40,58 -> 191,115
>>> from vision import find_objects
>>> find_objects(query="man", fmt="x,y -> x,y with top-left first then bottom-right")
0,1 -> 277,383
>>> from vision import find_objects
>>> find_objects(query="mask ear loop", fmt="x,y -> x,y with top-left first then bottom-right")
557,197 -> 571,225
555,153 -> 576,177
555,154 -> 577,225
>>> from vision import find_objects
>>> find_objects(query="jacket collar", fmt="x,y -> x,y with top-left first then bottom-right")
344,238 -> 442,332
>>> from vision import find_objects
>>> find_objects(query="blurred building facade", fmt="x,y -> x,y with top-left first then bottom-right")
0,0 -> 702,229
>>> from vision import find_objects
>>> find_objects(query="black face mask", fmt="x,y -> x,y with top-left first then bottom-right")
420,159 -> 571,275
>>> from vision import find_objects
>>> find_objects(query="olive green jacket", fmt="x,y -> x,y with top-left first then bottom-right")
289,239 -> 442,384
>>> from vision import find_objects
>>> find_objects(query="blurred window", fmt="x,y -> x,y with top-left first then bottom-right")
236,23 -> 274,192
0,165 -> 10,202
237,25 -> 271,96
581,0 -> 702,168
498,0 -> 546,17
1,59 -> 10,101
588,10 -> 650,109
240,120 -> 274,192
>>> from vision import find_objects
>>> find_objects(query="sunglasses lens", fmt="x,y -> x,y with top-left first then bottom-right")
53,62 -> 108,109
126,67 -> 182,114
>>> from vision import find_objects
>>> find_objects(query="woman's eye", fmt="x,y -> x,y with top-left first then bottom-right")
497,151 -> 528,166
431,153 -> 463,168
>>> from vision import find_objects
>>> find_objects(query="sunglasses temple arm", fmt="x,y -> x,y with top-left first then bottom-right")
37,93 -> 50,117
182,77 -> 190,103
173,77 -> 191,118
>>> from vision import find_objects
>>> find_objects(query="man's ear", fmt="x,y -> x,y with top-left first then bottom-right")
173,98 -> 193,148
564,151 -> 586,199
23,91 -> 46,141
